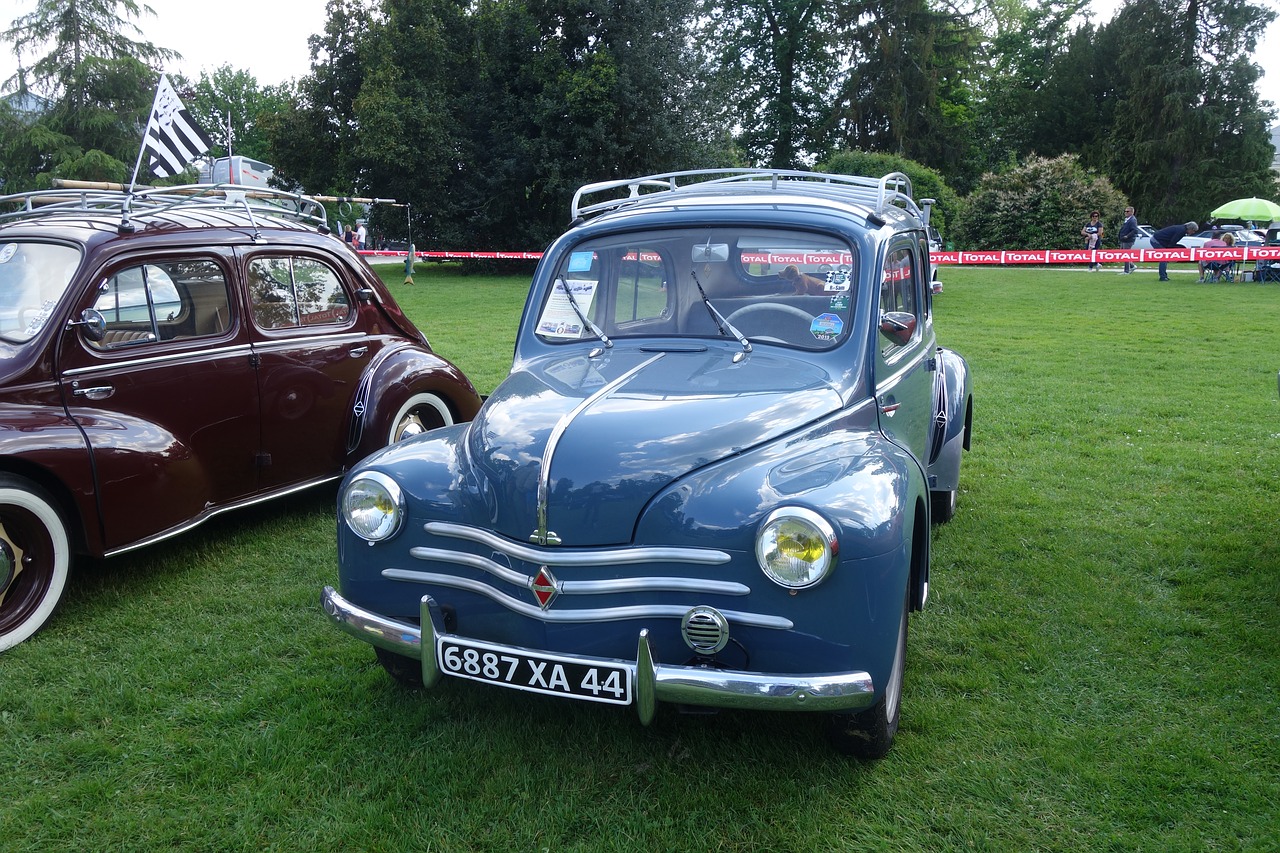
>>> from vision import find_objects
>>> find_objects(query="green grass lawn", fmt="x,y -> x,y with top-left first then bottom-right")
2,265 -> 1278,851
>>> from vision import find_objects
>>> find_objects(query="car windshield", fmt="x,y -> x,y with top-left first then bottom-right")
0,241 -> 81,344
535,227 -> 857,351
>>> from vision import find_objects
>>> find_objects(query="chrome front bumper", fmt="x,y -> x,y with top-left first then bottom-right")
321,586 -> 876,721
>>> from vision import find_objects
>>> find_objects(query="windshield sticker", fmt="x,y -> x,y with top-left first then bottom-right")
567,252 -> 595,273
536,278 -> 599,339
828,293 -> 850,311
810,312 -> 843,341
0,244 -> 16,264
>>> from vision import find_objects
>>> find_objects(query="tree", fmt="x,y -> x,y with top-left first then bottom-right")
1,0 -> 180,187
700,0 -> 857,167
181,66 -> 293,163
951,153 -> 1128,250
1101,0 -> 1277,226
268,0 -> 731,252
825,0 -> 981,179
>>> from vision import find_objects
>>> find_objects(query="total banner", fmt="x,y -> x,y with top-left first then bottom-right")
932,247 -> 1280,265
359,246 -> 1280,265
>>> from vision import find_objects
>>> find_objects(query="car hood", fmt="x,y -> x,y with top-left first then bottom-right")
465,346 -> 845,546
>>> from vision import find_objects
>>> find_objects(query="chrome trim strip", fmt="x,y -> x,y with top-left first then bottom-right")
103,474 -> 342,557
320,587 -> 873,716
379,570 -> 791,629
533,353 -> 665,544
61,343 -> 254,377
425,521 -> 730,566
251,332 -> 368,352
406,549 -> 750,595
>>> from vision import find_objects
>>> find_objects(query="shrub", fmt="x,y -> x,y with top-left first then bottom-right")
952,154 -> 1130,251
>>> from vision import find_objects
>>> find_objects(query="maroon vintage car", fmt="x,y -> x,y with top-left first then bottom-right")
0,184 -> 482,651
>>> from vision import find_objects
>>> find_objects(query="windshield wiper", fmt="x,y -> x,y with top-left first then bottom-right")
557,276 -> 611,348
691,268 -> 751,357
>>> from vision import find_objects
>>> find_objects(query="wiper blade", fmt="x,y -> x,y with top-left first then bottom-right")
691,268 -> 751,356
557,276 -> 611,348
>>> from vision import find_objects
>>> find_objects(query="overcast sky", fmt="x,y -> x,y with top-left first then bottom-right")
3,0 -> 1278,124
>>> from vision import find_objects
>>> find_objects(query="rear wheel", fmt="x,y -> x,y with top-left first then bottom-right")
0,475 -> 72,652
930,488 -> 957,524
388,393 -> 453,444
827,590 -> 908,759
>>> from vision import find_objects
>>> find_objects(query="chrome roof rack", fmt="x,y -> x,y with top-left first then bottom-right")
0,181 -> 332,234
570,169 -> 924,222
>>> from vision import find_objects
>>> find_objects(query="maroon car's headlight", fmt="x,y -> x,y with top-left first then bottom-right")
342,472 -> 405,542
755,507 -> 838,589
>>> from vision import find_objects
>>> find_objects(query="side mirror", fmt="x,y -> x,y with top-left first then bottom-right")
879,311 -> 916,346
69,308 -> 107,342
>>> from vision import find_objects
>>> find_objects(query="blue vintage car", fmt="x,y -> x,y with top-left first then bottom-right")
322,170 -> 973,757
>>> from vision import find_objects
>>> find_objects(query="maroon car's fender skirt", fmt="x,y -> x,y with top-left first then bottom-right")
321,586 -> 877,719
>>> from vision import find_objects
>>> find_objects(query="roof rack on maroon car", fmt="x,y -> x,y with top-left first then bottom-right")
570,169 -> 927,223
0,181 -> 333,234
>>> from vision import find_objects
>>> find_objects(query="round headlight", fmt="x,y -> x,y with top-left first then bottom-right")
342,471 -> 405,542
755,507 -> 837,589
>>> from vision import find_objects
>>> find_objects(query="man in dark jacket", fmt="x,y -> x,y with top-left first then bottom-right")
1117,207 -> 1139,275
1149,221 -> 1198,281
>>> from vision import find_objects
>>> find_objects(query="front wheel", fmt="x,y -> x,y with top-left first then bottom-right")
0,475 -> 73,652
375,646 -> 424,688
388,393 -> 454,444
827,590 -> 908,759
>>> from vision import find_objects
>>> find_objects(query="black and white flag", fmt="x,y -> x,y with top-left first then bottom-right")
143,75 -> 212,178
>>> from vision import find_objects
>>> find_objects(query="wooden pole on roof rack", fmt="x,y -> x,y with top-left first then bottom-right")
51,179 -> 405,208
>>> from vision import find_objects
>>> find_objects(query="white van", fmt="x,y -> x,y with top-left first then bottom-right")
209,156 -> 274,187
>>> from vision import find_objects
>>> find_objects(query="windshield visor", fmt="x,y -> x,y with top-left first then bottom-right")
536,227 -> 857,351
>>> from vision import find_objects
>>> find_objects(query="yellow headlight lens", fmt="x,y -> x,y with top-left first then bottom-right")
342,472 -> 404,542
755,508 -> 837,588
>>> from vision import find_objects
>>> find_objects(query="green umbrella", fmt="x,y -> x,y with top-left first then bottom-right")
1210,197 -> 1280,221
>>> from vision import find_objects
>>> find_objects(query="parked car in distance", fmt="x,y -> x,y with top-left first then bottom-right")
322,169 -> 974,758
0,183 -> 483,651
1180,225 -> 1247,249
1132,224 -> 1156,250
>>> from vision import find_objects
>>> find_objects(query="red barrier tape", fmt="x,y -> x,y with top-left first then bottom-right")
932,247 -> 1280,265
359,247 -> 1280,265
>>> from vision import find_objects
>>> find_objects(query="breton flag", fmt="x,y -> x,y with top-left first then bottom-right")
142,75 -> 212,178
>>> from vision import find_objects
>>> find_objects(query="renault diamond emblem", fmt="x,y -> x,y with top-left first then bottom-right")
531,566 -> 558,610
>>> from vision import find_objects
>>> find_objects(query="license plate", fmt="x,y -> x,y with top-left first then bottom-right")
437,637 -> 633,705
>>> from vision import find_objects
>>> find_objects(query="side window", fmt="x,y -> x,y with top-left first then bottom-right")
90,260 -> 230,349
878,243 -> 922,358
879,246 -> 918,317
249,257 -> 352,330
613,248 -> 671,326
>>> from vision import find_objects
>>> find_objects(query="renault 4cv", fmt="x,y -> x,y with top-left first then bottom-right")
322,169 -> 972,757
0,183 -> 481,651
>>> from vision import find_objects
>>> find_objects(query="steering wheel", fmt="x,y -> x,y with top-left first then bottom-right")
725,303 -> 817,340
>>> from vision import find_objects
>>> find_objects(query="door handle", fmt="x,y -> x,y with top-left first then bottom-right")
878,397 -> 900,417
349,346 -> 369,358
72,384 -> 114,400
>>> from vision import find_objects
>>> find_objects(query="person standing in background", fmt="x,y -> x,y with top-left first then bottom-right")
1117,206 -> 1138,275
1081,211 -> 1104,271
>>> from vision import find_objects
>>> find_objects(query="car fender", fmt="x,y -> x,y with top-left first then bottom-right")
0,406 -> 99,554
639,416 -> 926,561
346,343 -> 482,460
926,346 -> 972,492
